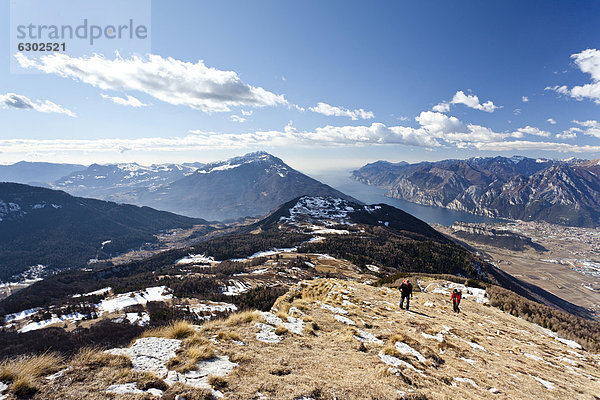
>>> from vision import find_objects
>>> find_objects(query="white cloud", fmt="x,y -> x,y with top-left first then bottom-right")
309,102 -> 375,120
0,92 -> 75,117
473,140 -> 600,153
515,126 -> 551,137
230,115 -> 247,123
513,108 -> 521,115
431,102 -> 450,113
241,109 -> 253,116
451,90 -> 500,112
572,119 -> 600,138
15,52 -> 287,112
100,94 -> 148,107
556,128 -> 579,140
547,118 -> 557,124
522,96 -> 529,102
545,49 -> 600,104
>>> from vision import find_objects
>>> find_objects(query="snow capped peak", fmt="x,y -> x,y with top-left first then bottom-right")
509,155 -> 526,164
197,152 -> 285,174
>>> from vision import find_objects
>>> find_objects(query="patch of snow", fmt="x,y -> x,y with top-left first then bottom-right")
222,280 -> 252,296
379,353 -> 423,374
559,356 -> 578,366
189,302 -> 238,314
106,337 -> 181,377
539,327 -> 582,349
533,376 -> 555,390
280,196 -> 355,225
176,254 -> 216,265
365,264 -> 380,273
354,329 -> 384,345
460,357 -> 477,366
45,367 -> 72,380
106,383 -> 143,394
334,315 -> 356,325
452,377 -> 478,388
422,332 -> 444,342
19,312 -> 87,333
255,323 -> 282,343
165,355 -> 237,396
125,312 -> 150,326
72,287 -> 111,298
252,268 -> 269,274
321,303 -> 348,315
309,225 -> 350,235
3,307 -> 41,323
98,286 -> 172,314
394,342 -> 426,363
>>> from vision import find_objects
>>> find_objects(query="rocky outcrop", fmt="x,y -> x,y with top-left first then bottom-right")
353,157 -> 600,227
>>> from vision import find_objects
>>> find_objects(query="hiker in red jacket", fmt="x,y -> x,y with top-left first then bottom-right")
399,279 -> 413,310
451,288 -> 462,313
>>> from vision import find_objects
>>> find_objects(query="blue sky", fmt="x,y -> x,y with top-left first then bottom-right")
1,0 -> 600,172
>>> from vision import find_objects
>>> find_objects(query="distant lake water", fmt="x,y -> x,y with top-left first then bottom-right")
312,171 -> 506,227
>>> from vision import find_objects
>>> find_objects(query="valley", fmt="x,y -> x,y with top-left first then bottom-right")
438,220 -> 600,317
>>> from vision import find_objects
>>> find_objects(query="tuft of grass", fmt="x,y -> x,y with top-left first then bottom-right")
162,382 -> 213,400
0,353 -> 63,397
226,310 -> 261,326
391,333 -> 420,347
208,375 -> 228,390
188,344 -> 216,362
216,331 -> 242,342
142,320 -> 196,339
136,374 -> 169,391
72,347 -> 130,369
275,325 -> 289,335
11,375 -> 37,397
186,333 -> 210,347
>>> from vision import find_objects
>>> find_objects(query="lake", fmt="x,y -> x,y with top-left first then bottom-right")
313,171 -> 506,226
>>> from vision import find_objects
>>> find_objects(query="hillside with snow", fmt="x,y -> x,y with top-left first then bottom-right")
1,278 -> 598,399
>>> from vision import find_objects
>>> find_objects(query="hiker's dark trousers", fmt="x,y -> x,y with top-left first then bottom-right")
400,295 -> 410,310
453,301 -> 460,312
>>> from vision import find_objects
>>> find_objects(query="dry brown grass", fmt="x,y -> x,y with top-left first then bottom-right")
225,310 -> 261,326
71,347 -> 130,369
216,330 -> 242,342
275,325 -> 289,335
208,374 -> 228,390
0,353 -> 63,396
188,344 -> 216,362
162,382 -> 213,400
142,320 -> 196,339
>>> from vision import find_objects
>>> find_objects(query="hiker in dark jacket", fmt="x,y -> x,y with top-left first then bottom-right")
399,279 -> 413,310
451,288 -> 462,313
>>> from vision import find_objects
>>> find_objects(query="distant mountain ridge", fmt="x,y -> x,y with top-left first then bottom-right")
353,156 -> 600,227
0,182 -> 207,281
0,161 -> 85,185
49,152 -> 357,221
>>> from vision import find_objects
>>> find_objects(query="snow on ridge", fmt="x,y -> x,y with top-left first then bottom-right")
72,287 -> 112,298
4,307 -> 42,323
97,286 -> 172,314
176,254 -> 217,265
281,196 -> 355,225
19,312 -> 87,333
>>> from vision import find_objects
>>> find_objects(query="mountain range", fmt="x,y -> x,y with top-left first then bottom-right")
2,152 -> 356,221
0,182 -> 208,282
353,156 -> 600,227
